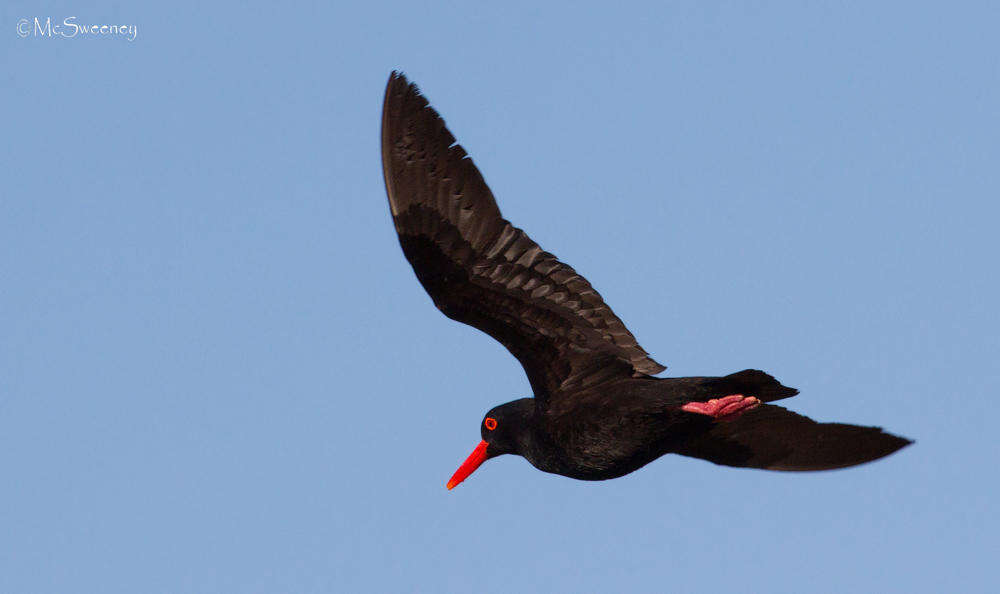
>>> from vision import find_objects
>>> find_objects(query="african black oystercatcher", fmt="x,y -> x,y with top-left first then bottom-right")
380,72 -> 911,490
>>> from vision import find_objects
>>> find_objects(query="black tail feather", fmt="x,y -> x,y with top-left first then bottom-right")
710,369 -> 799,403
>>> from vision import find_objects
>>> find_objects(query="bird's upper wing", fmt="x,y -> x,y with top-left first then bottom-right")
381,72 -> 665,401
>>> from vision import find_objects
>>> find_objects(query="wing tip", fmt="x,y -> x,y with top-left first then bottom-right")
385,70 -> 423,105
773,425 -> 914,471
382,69 -> 430,217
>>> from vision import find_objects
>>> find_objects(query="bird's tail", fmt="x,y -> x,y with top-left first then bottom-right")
707,369 -> 799,403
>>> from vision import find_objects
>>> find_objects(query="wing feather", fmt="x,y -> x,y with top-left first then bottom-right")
381,72 -> 665,399
676,404 -> 913,470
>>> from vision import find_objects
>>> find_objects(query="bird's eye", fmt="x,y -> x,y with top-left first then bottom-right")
484,417 -> 498,431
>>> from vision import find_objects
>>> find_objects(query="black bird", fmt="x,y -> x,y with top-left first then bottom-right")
380,72 -> 911,490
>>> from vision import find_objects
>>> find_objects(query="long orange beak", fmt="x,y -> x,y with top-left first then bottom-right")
446,440 -> 489,490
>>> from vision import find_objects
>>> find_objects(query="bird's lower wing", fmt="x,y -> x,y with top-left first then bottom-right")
675,404 -> 912,471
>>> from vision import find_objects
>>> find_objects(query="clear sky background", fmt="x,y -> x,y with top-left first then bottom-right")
3,2 -> 998,593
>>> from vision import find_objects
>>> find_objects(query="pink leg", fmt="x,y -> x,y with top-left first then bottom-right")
681,394 -> 760,421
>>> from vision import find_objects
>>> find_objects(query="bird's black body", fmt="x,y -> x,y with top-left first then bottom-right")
380,72 -> 911,487
482,371 -> 906,480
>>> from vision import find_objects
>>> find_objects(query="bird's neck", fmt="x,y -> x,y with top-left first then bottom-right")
503,398 -> 543,454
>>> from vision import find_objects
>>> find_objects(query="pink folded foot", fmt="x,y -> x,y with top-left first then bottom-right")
681,394 -> 760,421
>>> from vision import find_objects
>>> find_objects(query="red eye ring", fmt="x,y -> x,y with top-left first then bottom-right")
484,417 -> 498,431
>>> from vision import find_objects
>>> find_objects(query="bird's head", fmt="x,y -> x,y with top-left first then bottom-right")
446,398 -> 534,490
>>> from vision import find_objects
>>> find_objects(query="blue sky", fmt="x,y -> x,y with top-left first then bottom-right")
2,2 -> 998,592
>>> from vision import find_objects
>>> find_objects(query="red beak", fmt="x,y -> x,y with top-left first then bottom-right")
446,440 -> 489,490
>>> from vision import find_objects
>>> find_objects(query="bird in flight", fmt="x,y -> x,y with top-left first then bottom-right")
380,71 -> 911,490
